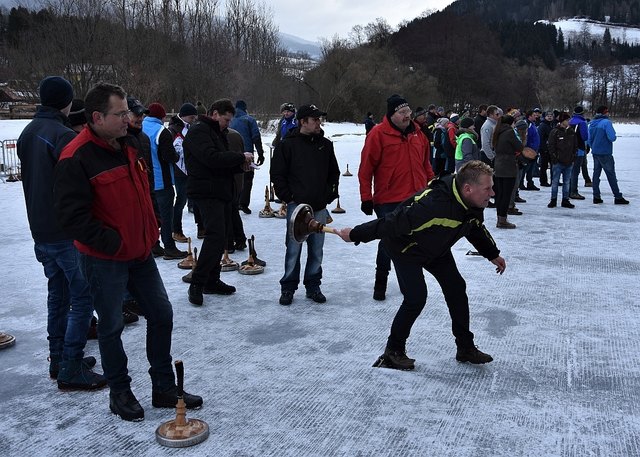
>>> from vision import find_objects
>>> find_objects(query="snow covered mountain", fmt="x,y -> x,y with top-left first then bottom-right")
541,17 -> 640,45
279,32 -> 321,60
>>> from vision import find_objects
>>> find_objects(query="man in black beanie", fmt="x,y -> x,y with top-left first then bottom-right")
358,94 -> 434,301
17,76 -> 106,390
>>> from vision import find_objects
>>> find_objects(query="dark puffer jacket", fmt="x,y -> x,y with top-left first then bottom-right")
350,175 -> 500,265
270,128 -> 340,211
17,106 -> 77,242
183,115 -> 246,202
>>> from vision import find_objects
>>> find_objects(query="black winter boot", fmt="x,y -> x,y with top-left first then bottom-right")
373,271 -> 388,301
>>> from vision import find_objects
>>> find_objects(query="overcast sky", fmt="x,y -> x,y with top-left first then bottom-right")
231,0 -> 457,42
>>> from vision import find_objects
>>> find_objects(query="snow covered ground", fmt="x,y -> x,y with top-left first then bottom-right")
1,120 -> 640,456
543,17 -> 640,44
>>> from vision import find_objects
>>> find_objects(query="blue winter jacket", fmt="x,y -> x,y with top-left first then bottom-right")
17,106 -> 77,242
587,115 -> 616,155
569,114 -> 589,157
229,108 -> 263,155
526,121 -> 540,151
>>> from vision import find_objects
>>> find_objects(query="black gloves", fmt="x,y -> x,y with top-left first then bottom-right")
361,200 -> 374,216
256,153 -> 265,166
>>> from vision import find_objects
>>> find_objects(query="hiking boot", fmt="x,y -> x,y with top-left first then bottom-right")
203,279 -> 236,295
383,347 -> 415,370
507,207 -> 522,215
496,216 -> 516,229
234,240 -> 247,251
540,182 -> 551,187
279,290 -> 294,306
584,181 -> 593,187
182,271 -> 193,283
110,389 -> 144,422
373,273 -> 387,301
561,199 -> 575,208
163,247 -> 188,260
518,183 -> 527,191
172,232 -> 188,243
456,346 -> 493,364
373,288 -> 386,301
151,242 -> 165,258
152,388 -> 203,409
50,355 -> 98,379
570,193 -> 585,200
188,284 -> 203,306
306,290 -> 327,303
123,299 -> 143,317
86,316 -> 98,340
593,197 -> 603,204
526,183 -> 540,191
615,197 -> 630,205
514,196 -> 527,203
122,309 -> 139,325
57,359 -> 107,390
239,205 -> 251,214
547,198 -> 557,208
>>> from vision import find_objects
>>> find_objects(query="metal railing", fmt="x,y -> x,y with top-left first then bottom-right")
1,139 -> 21,182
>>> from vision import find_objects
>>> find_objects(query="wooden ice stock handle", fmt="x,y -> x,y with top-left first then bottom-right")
322,226 -> 338,236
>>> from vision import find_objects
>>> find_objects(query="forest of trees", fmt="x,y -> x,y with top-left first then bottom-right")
0,0 -> 304,114
2,0 -> 640,120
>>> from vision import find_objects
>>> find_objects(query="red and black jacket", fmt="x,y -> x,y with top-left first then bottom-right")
53,126 -> 158,261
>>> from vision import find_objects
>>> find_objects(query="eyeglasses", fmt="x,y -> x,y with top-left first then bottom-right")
105,110 -> 131,120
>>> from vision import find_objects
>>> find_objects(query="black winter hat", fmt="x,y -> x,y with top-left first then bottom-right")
387,94 -> 409,117
68,99 -> 86,127
574,106 -> 584,114
39,76 -> 74,110
127,96 -> 149,116
179,103 -> 198,117
235,100 -> 247,111
460,117 -> 474,129
413,106 -> 427,118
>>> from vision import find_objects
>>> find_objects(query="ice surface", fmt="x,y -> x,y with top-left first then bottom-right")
1,120 -> 639,456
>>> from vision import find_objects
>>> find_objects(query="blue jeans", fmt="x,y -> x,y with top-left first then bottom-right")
570,155 -> 585,194
34,240 -> 93,361
592,154 -> 622,199
173,174 -> 188,234
551,163 -> 573,200
280,203 -> 327,293
155,187 -> 176,250
374,203 -> 401,279
79,253 -> 174,393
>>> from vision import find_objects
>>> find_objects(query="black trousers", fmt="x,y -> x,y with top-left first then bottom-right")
191,198 -> 230,286
387,252 -> 474,352
239,171 -> 254,208
494,177 -> 515,217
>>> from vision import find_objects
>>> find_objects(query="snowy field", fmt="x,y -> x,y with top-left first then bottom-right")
1,119 -> 639,456
544,17 -> 640,44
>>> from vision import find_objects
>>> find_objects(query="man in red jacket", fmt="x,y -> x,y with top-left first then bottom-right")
53,83 -> 202,422
358,94 -> 434,300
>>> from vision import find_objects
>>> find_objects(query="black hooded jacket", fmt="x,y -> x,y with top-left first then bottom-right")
270,128 -> 340,211
183,115 -> 246,201
350,175 -> 500,264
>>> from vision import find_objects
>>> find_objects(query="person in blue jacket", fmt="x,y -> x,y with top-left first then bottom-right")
568,106 -> 589,200
587,106 -> 629,205
230,100 -> 264,214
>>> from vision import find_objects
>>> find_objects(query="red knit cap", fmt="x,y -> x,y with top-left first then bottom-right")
148,102 -> 166,120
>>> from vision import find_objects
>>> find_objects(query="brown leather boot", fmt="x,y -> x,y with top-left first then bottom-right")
496,216 -> 516,229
